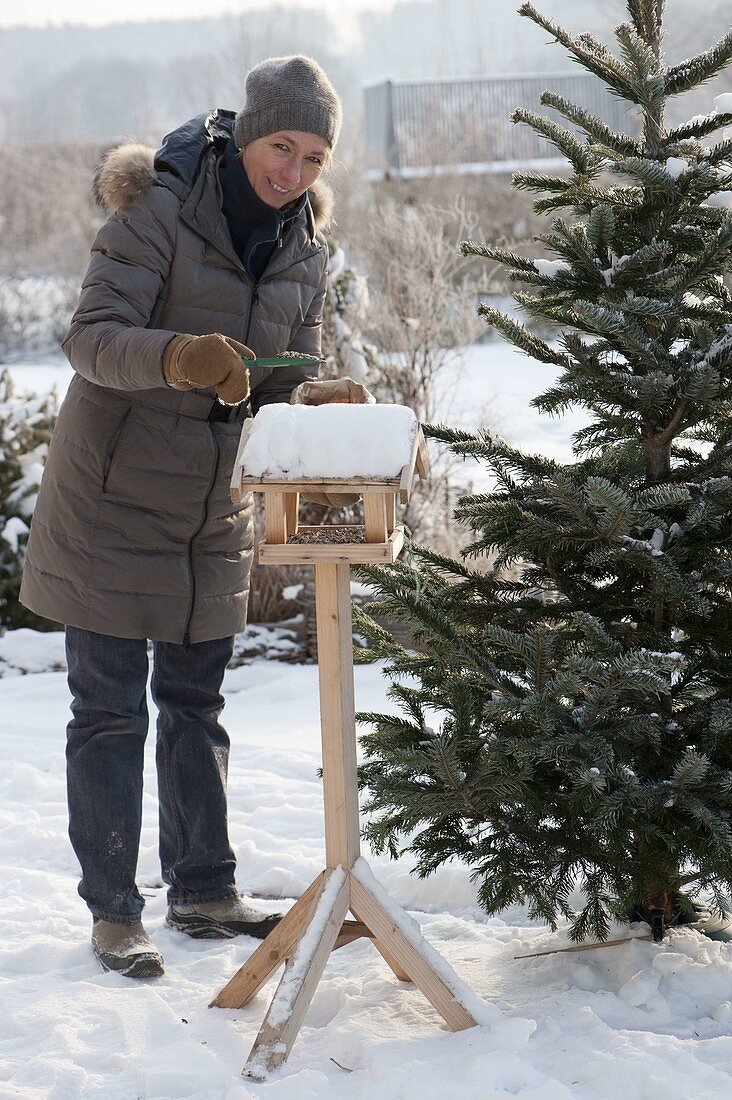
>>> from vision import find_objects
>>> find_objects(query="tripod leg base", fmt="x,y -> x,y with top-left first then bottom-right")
212,863 -> 483,1078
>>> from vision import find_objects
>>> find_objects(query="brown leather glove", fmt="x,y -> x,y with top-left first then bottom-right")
290,377 -> 376,406
163,333 -> 254,404
290,377 -> 376,507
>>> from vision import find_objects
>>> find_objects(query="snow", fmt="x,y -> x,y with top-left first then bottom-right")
665,156 -> 688,179
715,93 -> 732,114
3,350 -> 732,1095
4,644 -> 732,1095
705,191 -> 732,210
240,404 -> 417,480
708,191 -> 732,211
1,514 -> 28,553
2,352 -> 73,400
534,258 -> 570,278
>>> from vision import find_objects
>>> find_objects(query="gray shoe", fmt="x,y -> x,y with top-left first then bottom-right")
91,919 -> 165,978
166,895 -> 284,940
679,901 -> 732,941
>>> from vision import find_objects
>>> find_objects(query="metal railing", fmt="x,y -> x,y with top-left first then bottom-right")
363,72 -> 637,178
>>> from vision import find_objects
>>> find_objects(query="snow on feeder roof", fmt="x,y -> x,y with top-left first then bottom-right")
230,402 -> 429,565
239,403 -> 418,480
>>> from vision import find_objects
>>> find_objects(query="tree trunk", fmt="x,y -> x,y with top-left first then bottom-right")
643,436 -> 671,486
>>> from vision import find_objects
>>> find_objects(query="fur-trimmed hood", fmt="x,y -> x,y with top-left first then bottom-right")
93,125 -> 334,235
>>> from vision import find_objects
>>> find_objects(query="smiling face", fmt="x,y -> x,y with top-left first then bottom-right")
240,130 -> 329,209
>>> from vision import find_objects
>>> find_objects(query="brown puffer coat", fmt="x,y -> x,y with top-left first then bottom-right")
20,110 -> 332,643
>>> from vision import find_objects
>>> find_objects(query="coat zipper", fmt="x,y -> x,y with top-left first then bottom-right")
241,245 -> 323,348
244,284 -> 259,347
183,425 -> 221,645
241,240 -> 323,348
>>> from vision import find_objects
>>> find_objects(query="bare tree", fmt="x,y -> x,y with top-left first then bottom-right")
331,195 -> 491,553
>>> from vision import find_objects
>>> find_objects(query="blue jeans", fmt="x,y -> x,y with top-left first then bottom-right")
65,626 -> 238,923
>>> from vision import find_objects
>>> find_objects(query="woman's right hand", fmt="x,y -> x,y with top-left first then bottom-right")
163,333 -> 254,404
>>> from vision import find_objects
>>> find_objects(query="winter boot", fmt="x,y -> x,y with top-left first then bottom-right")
166,895 -> 284,940
673,898 -> 732,940
91,919 -> 165,978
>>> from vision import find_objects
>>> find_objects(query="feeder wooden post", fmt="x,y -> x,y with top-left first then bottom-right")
213,422 -> 485,1079
314,561 -> 361,870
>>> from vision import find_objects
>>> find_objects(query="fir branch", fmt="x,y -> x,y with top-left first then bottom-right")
519,3 -> 642,103
702,137 -> 732,169
626,0 -> 662,45
666,112 -> 732,144
613,155 -> 680,188
606,240 -> 670,283
586,203 -> 616,251
460,241 -> 537,270
570,301 -> 660,363
615,22 -> 659,86
511,171 -> 574,195
540,91 -> 642,156
477,305 -> 572,366
511,107 -> 595,173
665,29 -> 732,96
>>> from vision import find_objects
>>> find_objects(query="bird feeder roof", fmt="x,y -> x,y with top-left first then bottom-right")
232,403 -> 428,503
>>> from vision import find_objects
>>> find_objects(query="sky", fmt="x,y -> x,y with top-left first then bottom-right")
0,0 -> 411,29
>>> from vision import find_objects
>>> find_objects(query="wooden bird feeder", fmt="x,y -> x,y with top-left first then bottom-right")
229,411 -> 430,564
215,405 -> 485,1079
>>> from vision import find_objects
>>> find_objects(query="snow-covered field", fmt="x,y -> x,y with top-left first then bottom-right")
3,349 -> 732,1099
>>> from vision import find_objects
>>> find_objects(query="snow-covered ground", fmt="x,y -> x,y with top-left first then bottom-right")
2,349 -> 732,1098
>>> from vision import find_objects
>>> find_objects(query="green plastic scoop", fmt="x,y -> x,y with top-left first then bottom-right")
243,352 -> 324,369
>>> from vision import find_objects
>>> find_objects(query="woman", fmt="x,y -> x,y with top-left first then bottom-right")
20,55 -> 355,979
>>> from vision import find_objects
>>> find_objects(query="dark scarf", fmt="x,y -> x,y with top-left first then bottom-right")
218,137 -> 308,282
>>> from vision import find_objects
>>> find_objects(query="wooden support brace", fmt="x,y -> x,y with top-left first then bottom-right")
264,491 -> 287,544
210,873 -> 326,1009
284,492 -> 299,536
385,493 -> 397,534
363,493 -> 389,543
333,918 -> 373,950
350,869 -> 478,1031
416,430 -> 431,480
244,868 -> 351,1079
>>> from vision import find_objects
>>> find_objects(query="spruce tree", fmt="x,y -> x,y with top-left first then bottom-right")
355,0 -> 732,941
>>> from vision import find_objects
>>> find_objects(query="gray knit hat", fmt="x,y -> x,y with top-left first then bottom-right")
234,55 -> 342,151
